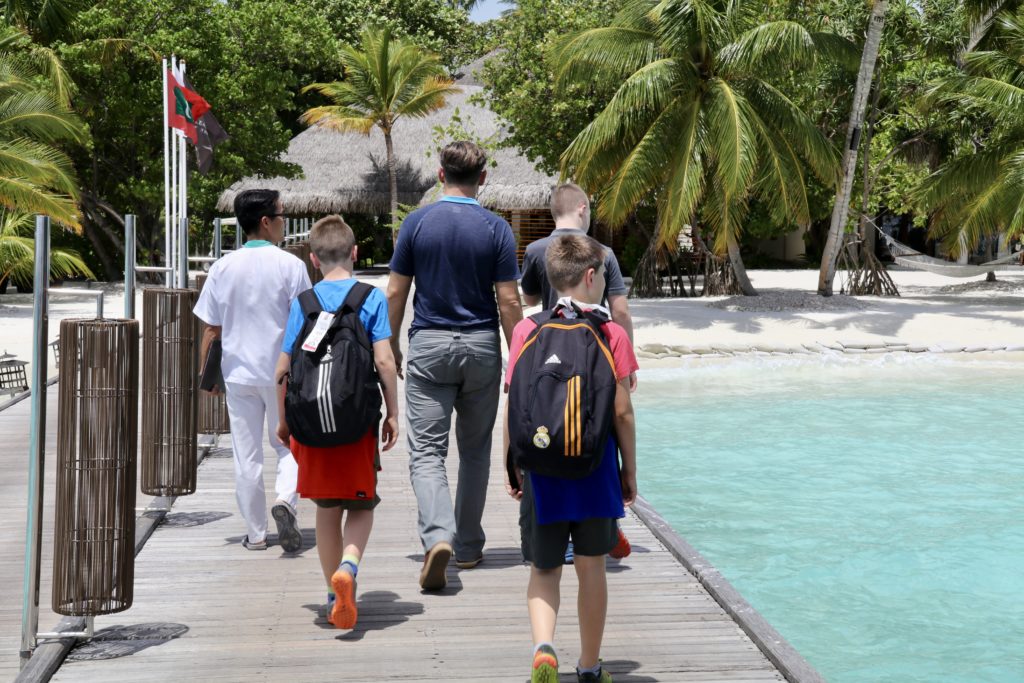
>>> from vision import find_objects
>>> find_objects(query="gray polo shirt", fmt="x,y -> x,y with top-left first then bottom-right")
520,228 -> 627,310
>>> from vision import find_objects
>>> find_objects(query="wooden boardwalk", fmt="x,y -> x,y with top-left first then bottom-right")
0,385 -> 788,683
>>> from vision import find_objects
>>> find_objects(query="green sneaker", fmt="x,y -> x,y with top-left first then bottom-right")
531,644 -> 559,683
577,666 -> 612,682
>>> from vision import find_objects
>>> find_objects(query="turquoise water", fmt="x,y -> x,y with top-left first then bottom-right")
634,356 -> 1024,683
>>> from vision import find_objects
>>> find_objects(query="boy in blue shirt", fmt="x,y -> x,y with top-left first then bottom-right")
504,233 -> 639,682
275,215 -> 399,629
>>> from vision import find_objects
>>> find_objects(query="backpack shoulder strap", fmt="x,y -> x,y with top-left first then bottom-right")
529,310 -> 556,326
338,281 -> 375,314
581,310 -> 611,343
298,289 -> 322,318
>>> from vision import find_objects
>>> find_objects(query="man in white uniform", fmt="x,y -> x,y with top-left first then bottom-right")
195,189 -> 311,552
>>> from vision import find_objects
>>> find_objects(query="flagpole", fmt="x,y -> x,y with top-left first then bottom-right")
170,55 -> 179,287
162,58 -> 171,286
180,60 -> 189,289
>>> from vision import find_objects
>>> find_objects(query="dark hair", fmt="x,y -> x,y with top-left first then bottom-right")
234,189 -> 280,236
440,141 -> 487,185
545,233 -> 606,292
310,215 -> 356,266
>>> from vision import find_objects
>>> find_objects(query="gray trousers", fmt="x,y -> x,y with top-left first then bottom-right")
405,328 -> 501,559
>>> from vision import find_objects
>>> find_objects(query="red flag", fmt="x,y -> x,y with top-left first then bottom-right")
166,69 -> 210,144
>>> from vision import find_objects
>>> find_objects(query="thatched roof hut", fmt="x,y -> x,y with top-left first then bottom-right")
216,56 -> 558,216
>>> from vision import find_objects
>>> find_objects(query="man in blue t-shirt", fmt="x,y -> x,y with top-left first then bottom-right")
387,141 -> 524,590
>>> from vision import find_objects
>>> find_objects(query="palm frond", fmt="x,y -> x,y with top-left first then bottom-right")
718,21 -> 818,75
0,91 -> 85,143
704,78 -> 757,197
596,102 -> 692,227
393,78 -> 460,121
0,175 -> 78,228
550,26 -> 660,89
299,106 -> 376,134
742,80 -> 839,185
657,100 -> 705,242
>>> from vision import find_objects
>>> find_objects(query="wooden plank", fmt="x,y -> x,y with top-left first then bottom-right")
0,283 -> 798,682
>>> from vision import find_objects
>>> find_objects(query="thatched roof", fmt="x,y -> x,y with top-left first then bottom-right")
217,60 -> 557,215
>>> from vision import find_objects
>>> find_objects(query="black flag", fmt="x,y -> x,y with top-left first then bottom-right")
183,73 -> 229,174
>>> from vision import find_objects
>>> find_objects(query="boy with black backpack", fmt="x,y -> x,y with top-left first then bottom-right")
504,233 -> 639,683
275,215 -> 399,630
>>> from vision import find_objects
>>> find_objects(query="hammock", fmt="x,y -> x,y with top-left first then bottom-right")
875,227 -> 1023,278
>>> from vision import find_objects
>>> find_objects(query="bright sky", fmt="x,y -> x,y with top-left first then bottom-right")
469,0 -> 505,23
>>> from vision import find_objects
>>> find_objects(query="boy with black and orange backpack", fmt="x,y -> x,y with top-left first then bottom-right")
504,232 -> 639,683
275,215 -> 399,630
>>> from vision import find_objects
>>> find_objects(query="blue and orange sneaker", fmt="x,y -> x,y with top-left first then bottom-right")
330,565 -> 358,629
531,644 -> 559,683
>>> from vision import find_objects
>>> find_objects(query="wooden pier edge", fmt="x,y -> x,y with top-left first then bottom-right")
631,495 -> 826,683
15,444 -> 216,683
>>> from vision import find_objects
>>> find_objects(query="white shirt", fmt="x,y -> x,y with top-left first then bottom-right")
194,243 -> 311,385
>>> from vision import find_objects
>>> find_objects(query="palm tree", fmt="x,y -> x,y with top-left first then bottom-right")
817,0 -> 888,296
0,209 -> 93,291
552,0 -> 842,295
0,47 -> 85,229
301,26 -> 460,237
914,7 -> 1024,257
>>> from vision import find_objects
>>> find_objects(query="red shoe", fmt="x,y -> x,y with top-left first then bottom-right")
609,527 -> 631,559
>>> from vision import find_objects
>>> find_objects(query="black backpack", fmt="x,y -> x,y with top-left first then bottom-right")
285,282 -> 381,447
508,307 -> 618,479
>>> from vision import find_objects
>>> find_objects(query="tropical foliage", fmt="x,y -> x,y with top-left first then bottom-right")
551,0 -> 846,293
0,209 -> 92,288
913,6 -> 1024,256
0,31 -> 84,228
302,25 -> 460,235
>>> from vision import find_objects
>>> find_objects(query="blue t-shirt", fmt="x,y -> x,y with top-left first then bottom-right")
281,279 -> 391,353
389,196 -> 520,335
530,435 -> 625,525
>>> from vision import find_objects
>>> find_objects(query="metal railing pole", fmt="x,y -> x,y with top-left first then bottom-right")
178,217 -> 188,289
236,222 -> 241,250
124,214 -> 136,319
213,218 -> 222,260
20,215 -> 50,665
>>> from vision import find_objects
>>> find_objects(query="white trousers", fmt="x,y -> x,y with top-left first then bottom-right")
224,381 -> 298,542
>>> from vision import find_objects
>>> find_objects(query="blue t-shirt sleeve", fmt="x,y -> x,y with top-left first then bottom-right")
281,299 -> 305,354
390,213 -> 417,276
493,219 -> 520,282
361,289 -> 392,343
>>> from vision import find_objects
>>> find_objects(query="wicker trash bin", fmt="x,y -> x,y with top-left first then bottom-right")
141,288 -> 199,496
52,318 -> 139,616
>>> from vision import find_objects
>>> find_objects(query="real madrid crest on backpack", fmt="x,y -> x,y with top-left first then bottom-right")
508,303 -> 618,478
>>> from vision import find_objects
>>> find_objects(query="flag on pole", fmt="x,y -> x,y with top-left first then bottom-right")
182,72 -> 229,174
166,68 -> 209,144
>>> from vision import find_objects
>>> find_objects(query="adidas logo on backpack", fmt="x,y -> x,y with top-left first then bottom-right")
507,308 -> 617,479
285,283 -> 382,447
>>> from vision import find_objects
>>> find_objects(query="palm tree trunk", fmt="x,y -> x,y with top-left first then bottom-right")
858,73 -> 884,262
818,0 -> 888,296
727,233 -> 757,296
384,129 -> 399,244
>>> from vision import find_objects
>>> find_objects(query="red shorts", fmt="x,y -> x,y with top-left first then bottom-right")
290,429 -> 380,505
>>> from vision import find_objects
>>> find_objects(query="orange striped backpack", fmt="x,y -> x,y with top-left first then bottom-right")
508,307 -> 618,479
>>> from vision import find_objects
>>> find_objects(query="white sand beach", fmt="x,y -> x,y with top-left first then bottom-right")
1,268 -> 1023,382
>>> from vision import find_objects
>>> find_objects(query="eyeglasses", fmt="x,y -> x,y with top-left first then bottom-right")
265,212 -> 286,220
